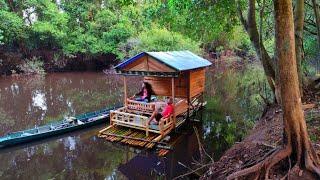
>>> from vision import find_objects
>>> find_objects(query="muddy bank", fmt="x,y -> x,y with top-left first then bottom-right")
201,103 -> 320,180
0,49 -> 118,75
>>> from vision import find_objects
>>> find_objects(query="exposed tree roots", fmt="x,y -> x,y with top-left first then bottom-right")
305,151 -> 320,177
226,144 -> 320,180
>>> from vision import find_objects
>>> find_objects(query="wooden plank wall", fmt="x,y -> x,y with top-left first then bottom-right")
144,72 -> 188,98
123,56 -> 175,72
189,68 -> 206,98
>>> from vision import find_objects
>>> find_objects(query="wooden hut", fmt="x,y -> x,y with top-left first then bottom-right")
99,51 -> 211,144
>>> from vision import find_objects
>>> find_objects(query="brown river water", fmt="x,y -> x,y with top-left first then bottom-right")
0,72 -> 248,179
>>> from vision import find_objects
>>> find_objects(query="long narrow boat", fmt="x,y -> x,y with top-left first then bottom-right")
0,107 -> 117,147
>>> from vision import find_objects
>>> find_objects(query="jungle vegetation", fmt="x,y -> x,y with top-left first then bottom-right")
1,0 -> 320,178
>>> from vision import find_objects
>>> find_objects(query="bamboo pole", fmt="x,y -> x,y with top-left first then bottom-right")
187,72 -> 190,120
102,132 -> 167,145
123,76 -> 127,107
98,125 -> 114,134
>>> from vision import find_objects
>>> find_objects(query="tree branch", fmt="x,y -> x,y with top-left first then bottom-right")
236,0 -> 248,31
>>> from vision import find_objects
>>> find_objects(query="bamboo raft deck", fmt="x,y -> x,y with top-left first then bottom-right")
98,125 -> 160,149
98,117 -> 187,148
98,99 -> 205,156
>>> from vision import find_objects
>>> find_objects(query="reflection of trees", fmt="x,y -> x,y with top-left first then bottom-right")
0,108 -> 15,128
0,73 -> 141,135
0,128 -> 130,179
0,73 -> 176,179
0,72 -> 142,179
201,68 -> 264,160
199,107 -> 250,161
0,75 -> 46,133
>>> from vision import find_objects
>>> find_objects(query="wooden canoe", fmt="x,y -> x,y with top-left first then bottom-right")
0,107 -> 118,147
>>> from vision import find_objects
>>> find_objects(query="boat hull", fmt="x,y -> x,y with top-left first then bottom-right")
0,111 -> 111,148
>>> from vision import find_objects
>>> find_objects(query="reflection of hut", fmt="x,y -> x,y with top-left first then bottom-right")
99,51 -> 211,145
118,155 -> 161,179
118,127 -> 201,179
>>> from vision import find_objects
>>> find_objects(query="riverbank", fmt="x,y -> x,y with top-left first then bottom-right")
201,99 -> 320,179
0,50 -> 117,75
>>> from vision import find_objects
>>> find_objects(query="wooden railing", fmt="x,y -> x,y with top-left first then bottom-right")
110,107 -> 174,137
126,99 -> 155,115
108,98 -> 189,137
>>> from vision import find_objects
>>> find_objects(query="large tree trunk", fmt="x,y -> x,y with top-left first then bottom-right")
227,1 -> 320,179
294,0 -> 305,97
312,0 -> 320,49
275,0 -> 320,176
236,0 -> 277,102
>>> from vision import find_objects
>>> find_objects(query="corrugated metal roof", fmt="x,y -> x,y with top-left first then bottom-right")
115,51 -> 212,71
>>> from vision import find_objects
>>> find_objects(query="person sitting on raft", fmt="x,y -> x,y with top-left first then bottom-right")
148,97 -> 174,125
131,82 -> 153,102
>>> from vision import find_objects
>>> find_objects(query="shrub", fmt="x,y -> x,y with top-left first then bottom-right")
120,26 -> 201,58
19,57 -> 45,75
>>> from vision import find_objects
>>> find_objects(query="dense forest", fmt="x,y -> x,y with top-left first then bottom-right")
0,0 -> 319,76
0,0 -> 316,75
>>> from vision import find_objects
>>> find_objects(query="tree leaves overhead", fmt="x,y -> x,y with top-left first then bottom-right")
0,10 -> 26,44
155,0 -> 238,43
0,0 -> 201,58
0,0 -> 318,64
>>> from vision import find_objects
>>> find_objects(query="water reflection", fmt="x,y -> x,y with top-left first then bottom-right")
32,90 -> 47,111
0,73 -> 203,179
0,73 -> 138,135
0,71 -> 258,179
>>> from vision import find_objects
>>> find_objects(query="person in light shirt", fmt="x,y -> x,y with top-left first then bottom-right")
148,97 -> 174,125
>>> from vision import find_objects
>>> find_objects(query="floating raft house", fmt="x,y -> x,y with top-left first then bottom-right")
98,51 -> 212,148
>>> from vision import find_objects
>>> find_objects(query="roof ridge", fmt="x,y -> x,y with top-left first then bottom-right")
115,51 -> 212,71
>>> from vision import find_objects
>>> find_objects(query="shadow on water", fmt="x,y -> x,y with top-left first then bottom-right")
0,67 -> 267,179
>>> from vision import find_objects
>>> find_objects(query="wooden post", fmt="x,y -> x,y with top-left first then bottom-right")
187,72 -> 190,120
171,77 -> 176,128
123,76 -> 127,107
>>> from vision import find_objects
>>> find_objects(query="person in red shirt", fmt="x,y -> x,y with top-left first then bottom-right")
148,97 -> 174,125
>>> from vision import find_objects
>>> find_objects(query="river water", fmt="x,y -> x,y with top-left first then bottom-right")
0,72 -> 258,179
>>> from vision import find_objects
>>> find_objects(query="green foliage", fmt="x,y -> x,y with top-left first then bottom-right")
0,29 -> 3,44
228,26 -> 254,54
29,0 -> 69,48
122,26 -> 201,57
0,10 -> 26,44
60,2 -> 136,56
0,0 -> 318,72
0,0 -> 8,10
304,36 -> 318,61
0,0 -> 245,59
154,0 -> 238,43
